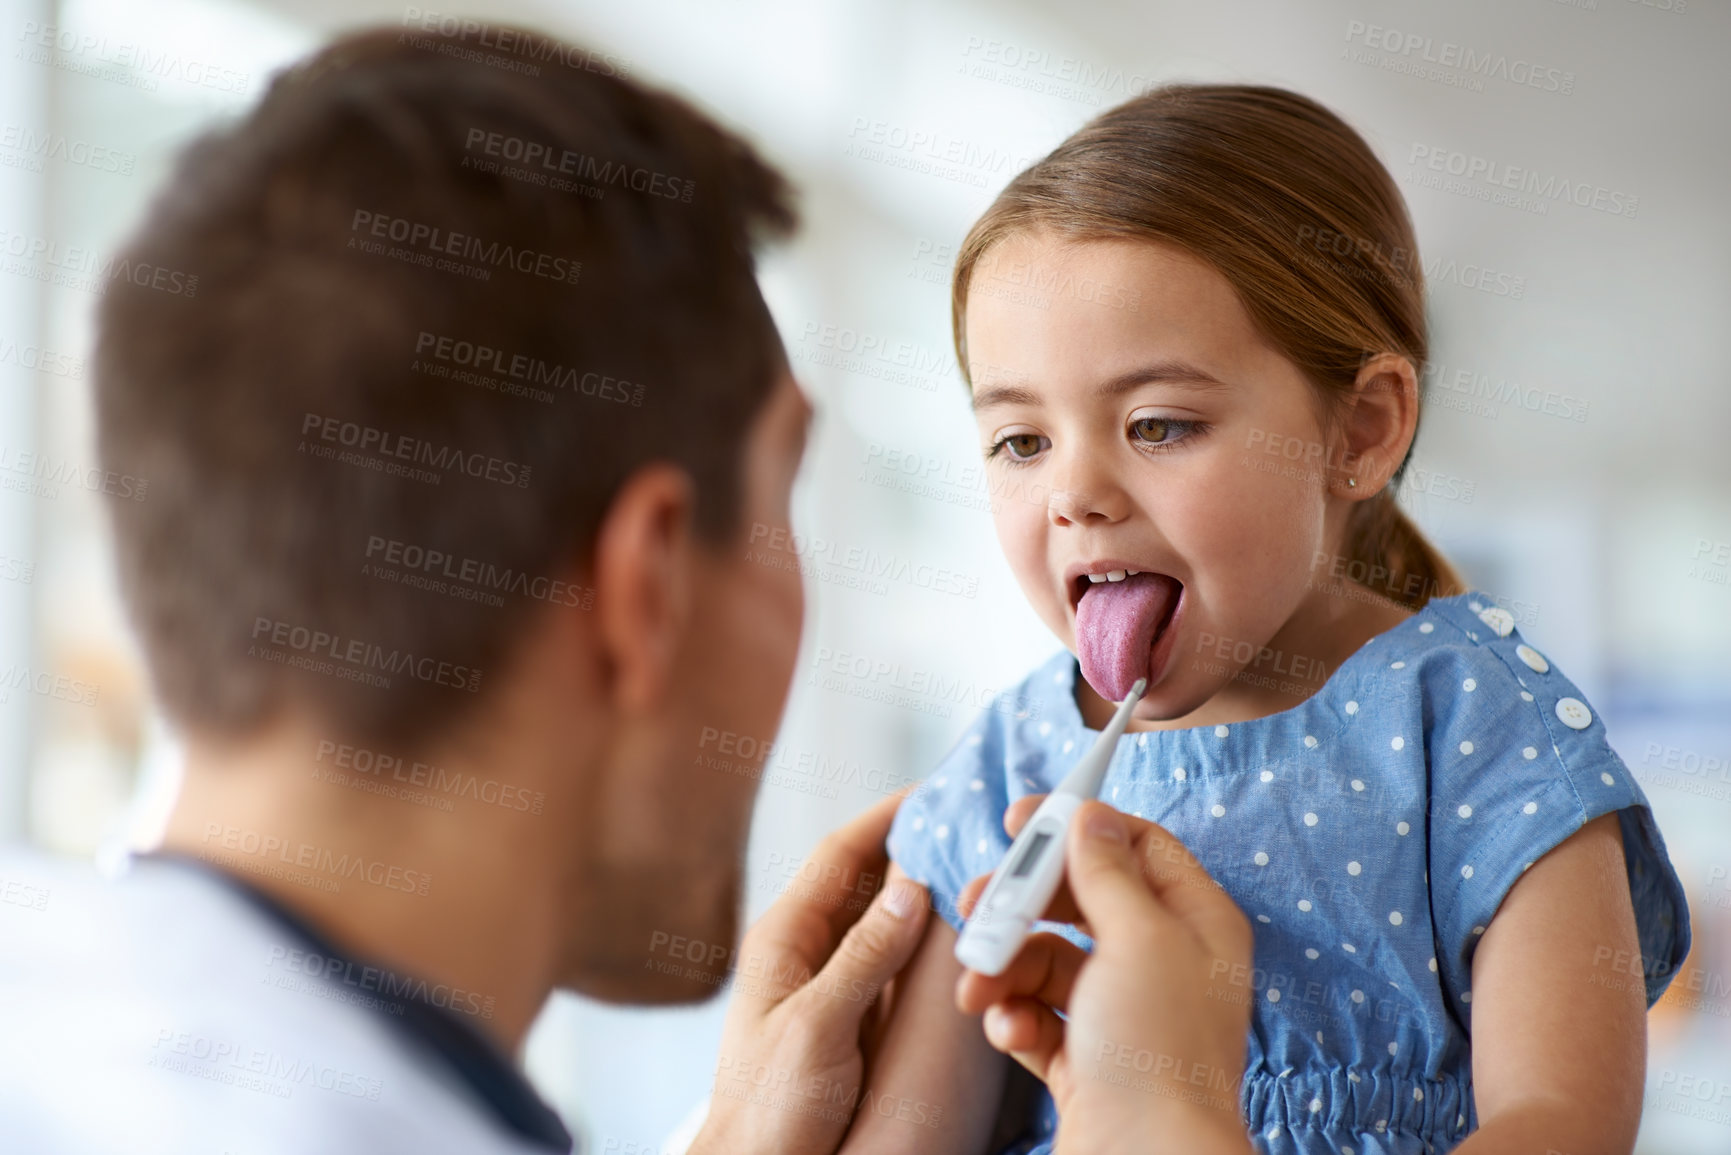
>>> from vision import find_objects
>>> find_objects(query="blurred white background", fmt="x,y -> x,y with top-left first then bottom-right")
1,0 -> 1727,1151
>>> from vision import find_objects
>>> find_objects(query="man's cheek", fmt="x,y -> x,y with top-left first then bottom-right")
737,559 -> 801,702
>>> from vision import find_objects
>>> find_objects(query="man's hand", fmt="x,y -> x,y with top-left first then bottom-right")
955,798 -> 1257,1155
690,792 -> 931,1155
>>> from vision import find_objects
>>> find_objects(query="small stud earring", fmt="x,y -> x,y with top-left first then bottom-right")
1346,477 -> 1358,489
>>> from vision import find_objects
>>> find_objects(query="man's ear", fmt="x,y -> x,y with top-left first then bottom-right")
591,464 -> 697,711
1332,352 -> 1419,500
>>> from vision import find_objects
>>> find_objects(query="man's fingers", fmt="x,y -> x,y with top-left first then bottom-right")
957,871 -> 986,921
1018,802 -> 1244,959
973,800 -> 1243,960
735,791 -> 910,1015
1003,794 -> 1042,837
800,867 -> 930,1030
1122,812 -> 1255,967
1063,802 -> 1179,947
1062,802 -> 1252,969
799,790 -> 906,941
981,997 -> 1064,1082
954,931 -> 1084,1017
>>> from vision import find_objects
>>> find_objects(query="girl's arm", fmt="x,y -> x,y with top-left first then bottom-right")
1454,811 -> 1648,1155
838,912 -> 1011,1154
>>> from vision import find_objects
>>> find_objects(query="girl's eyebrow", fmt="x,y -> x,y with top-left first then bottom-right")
1098,360 -> 1233,396
970,381 -> 1042,411
970,359 -> 1232,411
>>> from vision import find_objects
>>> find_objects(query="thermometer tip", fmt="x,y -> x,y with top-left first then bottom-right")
1126,678 -> 1147,702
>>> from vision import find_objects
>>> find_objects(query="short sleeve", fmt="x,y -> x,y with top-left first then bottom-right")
887,712 -> 1017,935
1423,610 -> 1692,1018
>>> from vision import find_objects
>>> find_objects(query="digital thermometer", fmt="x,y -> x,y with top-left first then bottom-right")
953,677 -> 1147,977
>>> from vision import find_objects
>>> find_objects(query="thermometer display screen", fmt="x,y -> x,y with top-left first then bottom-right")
1009,831 -> 1053,878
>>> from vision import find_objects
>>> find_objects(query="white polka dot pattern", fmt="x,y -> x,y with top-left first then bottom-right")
876,594 -> 1684,1155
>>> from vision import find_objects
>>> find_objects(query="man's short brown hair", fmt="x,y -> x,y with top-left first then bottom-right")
95,24 -> 796,750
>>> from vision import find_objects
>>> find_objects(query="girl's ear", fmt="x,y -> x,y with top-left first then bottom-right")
1330,352 -> 1419,500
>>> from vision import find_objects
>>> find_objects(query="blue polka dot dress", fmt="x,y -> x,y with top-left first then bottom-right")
886,593 -> 1691,1155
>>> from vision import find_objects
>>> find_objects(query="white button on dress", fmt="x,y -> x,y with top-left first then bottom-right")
1555,697 -> 1592,730
1477,606 -> 1514,637
1515,645 -> 1549,674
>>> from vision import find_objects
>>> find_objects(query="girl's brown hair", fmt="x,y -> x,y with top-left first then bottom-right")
952,84 -> 1464,610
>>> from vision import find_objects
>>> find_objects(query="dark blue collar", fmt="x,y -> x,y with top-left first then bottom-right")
144,851 -> 573,1153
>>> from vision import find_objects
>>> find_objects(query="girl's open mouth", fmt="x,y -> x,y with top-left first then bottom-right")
1072,570 -> 1183,703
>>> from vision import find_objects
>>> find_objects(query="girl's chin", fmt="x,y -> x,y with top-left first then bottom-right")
1129,680 -> 1213,725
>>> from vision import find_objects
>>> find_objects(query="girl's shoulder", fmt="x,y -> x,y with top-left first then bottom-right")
885,649 -> 1075,926
1370,590 -> 1592,730
1381,593 -> 1692,1012
910,647 -> 1080,778
1334,590 -> 1621,788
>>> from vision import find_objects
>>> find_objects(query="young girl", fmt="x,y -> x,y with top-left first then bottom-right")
843,86 -> 1692,1155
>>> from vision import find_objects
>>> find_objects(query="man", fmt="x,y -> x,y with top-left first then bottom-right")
0,22 -> 1257,1155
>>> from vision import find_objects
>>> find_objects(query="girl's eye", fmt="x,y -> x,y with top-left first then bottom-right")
1130,416 -> 1198,448
989,432 -> 1049,462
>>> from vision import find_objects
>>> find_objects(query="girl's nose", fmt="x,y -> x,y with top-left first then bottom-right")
1046,487 -> 1092,524
1044,461 -> 1130,526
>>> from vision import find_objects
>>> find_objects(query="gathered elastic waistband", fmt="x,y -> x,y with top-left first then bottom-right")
1241,1064 -> 1474,1147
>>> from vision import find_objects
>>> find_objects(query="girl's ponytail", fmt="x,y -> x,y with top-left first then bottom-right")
1339,492 -> 1468,610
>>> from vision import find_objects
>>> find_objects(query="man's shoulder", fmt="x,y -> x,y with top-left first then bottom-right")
0,848 -> 553,1154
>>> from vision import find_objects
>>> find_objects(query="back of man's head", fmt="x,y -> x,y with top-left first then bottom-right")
95,24 -> 796,752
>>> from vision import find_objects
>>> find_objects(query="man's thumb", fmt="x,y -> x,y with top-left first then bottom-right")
1066,803 -> 1164,934
806,877 -> 929,1017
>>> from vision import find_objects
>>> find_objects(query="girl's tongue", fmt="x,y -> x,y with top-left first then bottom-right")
1074,572 -> 1180,702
